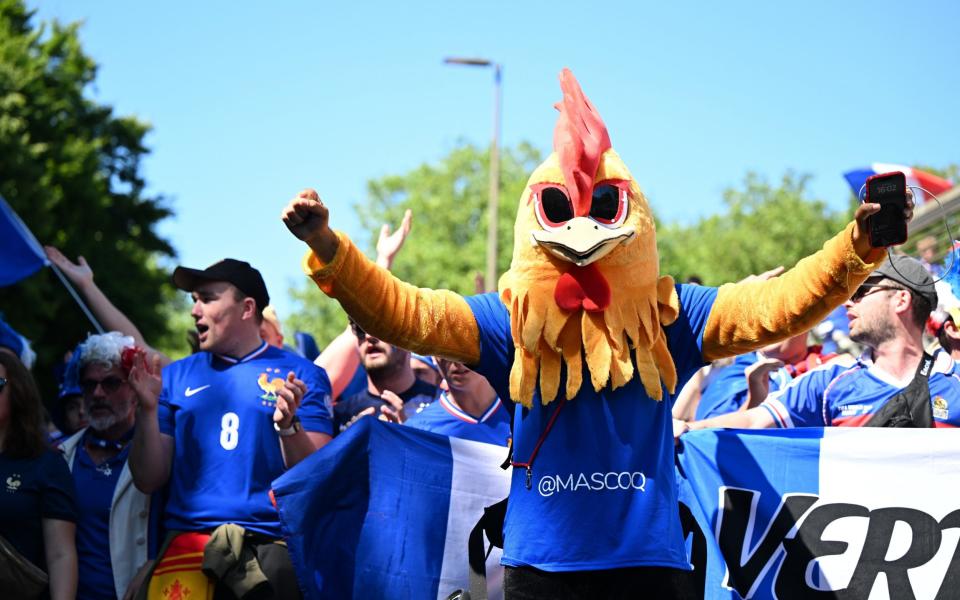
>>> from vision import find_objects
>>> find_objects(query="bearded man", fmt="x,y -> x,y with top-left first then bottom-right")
59,332 -> 157,600
332,319 -> 439,432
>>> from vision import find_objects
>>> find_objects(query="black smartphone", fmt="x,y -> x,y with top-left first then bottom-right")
865,171 -> 908,247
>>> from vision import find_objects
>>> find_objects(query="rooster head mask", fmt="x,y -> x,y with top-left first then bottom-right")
498,69 -> 680,407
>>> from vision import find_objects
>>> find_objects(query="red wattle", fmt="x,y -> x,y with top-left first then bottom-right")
554,263 -> 611,313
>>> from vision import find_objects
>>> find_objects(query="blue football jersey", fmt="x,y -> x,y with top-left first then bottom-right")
405,392 -> 511,446
695,351 -> 793,420
465,285 -> 716,572
763,351 -> 960,428
158,342 -> 333,536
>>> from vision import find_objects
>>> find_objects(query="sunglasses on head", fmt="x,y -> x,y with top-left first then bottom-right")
850,283 -> 907,303
80,376 -> 127,395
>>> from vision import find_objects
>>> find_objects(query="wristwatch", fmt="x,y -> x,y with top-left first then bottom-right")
274,416 -> 303,437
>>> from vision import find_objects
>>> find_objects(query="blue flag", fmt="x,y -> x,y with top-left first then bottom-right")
272,418 -> 510,600
677,428 -> 960,598
0,196 -> 47,286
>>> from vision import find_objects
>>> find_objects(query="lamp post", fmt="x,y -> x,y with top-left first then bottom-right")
444,57 -> 501,292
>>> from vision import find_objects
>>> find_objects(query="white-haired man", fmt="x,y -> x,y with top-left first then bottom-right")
59,332 -> 157,600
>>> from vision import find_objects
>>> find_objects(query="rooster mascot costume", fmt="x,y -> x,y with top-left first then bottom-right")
283,69 -> 887,596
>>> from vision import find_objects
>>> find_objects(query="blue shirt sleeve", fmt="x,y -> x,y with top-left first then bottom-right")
666,284 -> 718,389
40,450 -> 77,522
695,353 -> 756,420
762,368 -> 832,428
464,292 -> 513,405
298,363 -> 334,436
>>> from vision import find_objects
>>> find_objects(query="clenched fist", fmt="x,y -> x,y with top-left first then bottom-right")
281,188 -> 340,262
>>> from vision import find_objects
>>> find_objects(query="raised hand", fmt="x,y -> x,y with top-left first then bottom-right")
281,189 -> 340,262
44,246 -> 94,288
853,188 -> 915,251
738,266 -> 785,284
129,353 -> 162,412
375,209 -> 413,269
274,371 -> 306,428
741,357 -> 785,410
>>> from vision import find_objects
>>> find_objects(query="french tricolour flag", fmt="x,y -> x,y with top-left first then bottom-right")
844,164 -> 954,204
678,428 -> 960,599
272,418 -> 510,600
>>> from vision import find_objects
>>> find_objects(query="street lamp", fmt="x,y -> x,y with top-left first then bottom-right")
444,57 -> 501,292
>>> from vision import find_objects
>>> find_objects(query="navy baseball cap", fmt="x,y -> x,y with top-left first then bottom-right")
173,259 -> 270,311
869,255 -> 937,306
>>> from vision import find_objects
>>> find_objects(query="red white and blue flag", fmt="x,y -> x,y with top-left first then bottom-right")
844,164 -> 953,204
272,418 -> 509,600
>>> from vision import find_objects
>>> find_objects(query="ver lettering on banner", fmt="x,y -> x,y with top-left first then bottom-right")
677,428 -> 960,599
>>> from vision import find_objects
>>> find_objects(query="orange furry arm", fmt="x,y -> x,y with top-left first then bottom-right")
302,231 -> 481,364
702,221 -> 885,361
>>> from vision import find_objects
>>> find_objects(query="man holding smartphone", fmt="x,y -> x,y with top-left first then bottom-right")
680,255 -> 960,433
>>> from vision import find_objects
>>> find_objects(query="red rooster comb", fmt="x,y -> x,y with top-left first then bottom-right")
553,69 -> 612,217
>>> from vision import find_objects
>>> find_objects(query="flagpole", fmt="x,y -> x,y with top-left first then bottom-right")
49,262 -> 104,334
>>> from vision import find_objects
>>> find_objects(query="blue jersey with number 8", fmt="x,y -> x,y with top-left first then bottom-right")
158,341 -> 333,536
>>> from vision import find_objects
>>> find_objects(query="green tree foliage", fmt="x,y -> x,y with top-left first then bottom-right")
0,1 -> 179,395
658,172 -> 851,285
287,141 -> 543,348
357,142 -> 543,290
285,285 -> 348,353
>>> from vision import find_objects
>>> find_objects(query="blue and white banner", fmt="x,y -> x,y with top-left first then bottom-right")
272,418 -> 510,600
0,196 -> 47,286
678,428 -> 960,599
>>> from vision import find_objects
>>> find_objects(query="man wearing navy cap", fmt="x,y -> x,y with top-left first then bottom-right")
129,258 -> 333,599
683,255 -> 960,432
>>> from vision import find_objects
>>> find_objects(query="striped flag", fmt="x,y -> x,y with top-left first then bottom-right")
678,428 -> 960,599
844,164 -> 953,204
272,417 -> 510,600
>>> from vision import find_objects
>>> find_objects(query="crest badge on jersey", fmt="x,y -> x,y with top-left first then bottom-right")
933,396 -> 949,421
257,367 -> 285,406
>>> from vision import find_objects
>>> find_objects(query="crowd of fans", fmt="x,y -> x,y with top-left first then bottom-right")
2,206 -> 959,599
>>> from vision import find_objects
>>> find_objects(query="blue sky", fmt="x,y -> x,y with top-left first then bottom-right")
33,1 -> 960,320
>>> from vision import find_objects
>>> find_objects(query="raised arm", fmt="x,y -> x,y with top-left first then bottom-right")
315,324 -> 361,399
701,202 -> 891,361
45,246 -> 172,367
128,354 -> 174,493
316,209 -> 415,397
282,190 -> 481,363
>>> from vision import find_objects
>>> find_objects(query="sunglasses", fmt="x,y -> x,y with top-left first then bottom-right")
850,284 -> 906,303
80,376 -> 127,395
350,322 -> 366,338
0,377 -> 6,392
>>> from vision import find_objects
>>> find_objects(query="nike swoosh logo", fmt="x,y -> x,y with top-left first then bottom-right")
184,385 -> 211,397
